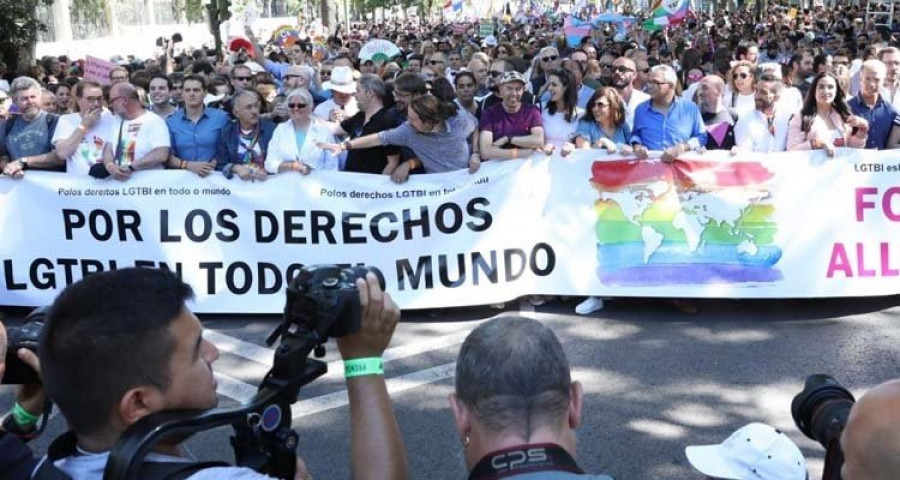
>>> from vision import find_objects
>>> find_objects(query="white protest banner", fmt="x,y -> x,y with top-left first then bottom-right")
1,149 -> 899,313
84,56 -> 117,85
0,160 -> 547,313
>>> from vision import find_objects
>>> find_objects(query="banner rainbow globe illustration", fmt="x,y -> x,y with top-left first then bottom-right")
590,159 -> 783,285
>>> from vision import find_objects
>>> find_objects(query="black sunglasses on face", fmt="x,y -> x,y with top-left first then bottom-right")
541,55 -> 559,62
288,103 -> 308,109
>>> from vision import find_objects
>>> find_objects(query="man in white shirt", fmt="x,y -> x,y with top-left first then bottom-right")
734,74 -> 790,153
52,80 -> 117,176
611,56 -> 649,129
101,82 -> 170,181
313,65 -> 359,123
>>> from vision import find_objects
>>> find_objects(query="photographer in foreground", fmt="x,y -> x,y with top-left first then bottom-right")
0,319 -> 46,480
840,379 -> 900,480
34,267 -> 408,480
449,316 -> 613,480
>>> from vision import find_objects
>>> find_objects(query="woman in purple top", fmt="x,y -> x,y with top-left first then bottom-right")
479,71 -> 545,161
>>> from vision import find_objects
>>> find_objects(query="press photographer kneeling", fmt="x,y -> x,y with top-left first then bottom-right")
792,374 -> 900,480
29,266 -> 408,480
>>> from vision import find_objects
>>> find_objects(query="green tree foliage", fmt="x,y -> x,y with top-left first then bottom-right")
172,0 -> 208,23
0,0 -> 52,64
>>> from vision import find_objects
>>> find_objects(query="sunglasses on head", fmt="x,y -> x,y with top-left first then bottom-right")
429,60 -> 444,65
541,55 -> 559,62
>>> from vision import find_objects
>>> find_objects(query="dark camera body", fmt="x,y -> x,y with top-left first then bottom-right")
283,265 -> 384,338
3,307 -> 47,385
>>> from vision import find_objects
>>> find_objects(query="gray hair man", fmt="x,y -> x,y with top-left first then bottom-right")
450,317 -> 613,479
1,76 -> 61,178
101,82 -> 171,180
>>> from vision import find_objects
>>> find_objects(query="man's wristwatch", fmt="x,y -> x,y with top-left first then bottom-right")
19,157 -> 28,170
341,139 -> 352,151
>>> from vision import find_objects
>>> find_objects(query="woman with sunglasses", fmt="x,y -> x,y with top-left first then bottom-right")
787,72 -> 868,156
724,60 -> 757,118
265,88 -> 339,175
563,87 -> 631,156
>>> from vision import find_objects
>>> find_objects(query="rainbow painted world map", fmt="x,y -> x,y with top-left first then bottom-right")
590,159 -> 783,285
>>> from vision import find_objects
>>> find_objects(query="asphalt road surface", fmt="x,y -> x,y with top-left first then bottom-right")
3,295 -> 899,479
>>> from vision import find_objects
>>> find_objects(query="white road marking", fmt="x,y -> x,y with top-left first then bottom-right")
291,362 -> 457,419
210,329 -> 471,404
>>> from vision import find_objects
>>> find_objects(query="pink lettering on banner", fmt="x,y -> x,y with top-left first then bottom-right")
827,243 -> 852,278
827,242 -> 900,278
84,56 -> 117,85
882,243 -> 900,276
855,186 -> 900,221
855,187 -> 878,221
857,243 -> 876,277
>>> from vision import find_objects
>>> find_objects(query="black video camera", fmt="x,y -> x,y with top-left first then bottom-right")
791,374 -> 856,480
2,307 -> 47,385
103,264 -> 383,480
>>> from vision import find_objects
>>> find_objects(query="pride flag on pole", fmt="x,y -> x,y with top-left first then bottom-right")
642,0 -> 689,31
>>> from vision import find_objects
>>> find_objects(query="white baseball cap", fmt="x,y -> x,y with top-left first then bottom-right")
685,423 -> 807,480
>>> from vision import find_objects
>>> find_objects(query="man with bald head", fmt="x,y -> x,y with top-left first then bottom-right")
696,75 -> 737,150
610,56 -> 649,129
841,379 -> 900,479
101,83 -> 170,181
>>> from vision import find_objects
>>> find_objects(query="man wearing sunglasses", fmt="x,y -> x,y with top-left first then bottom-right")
610,57 -> 649,129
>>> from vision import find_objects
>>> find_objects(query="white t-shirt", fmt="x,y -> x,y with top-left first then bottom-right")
52,112 -> 117,176
313,97 -> 359,122
46,450 -> 277,480
541,104 -> 582,148
109,111 -> 170,168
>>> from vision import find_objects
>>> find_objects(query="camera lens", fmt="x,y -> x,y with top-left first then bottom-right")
791,374 -> 855,448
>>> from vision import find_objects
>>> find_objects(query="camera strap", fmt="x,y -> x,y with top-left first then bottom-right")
467,443 -> 584,480
31,431 -> 230,480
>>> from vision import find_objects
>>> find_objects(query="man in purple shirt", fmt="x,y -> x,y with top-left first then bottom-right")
479,71 -> 545,161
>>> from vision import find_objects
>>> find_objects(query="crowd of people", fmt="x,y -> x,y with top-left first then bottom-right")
2,4 -> 900,477
3,5 -> 900,314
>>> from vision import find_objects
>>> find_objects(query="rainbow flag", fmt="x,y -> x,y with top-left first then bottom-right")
643,0 -> 689,31
564,16 -> 592,48
590,159 -> 783,286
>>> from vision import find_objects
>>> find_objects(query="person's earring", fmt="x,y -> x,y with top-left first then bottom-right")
461,435 -> 470,448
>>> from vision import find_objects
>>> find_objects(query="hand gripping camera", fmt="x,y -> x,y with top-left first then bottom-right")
103,265 -> 384,480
